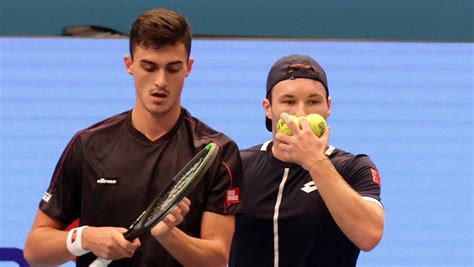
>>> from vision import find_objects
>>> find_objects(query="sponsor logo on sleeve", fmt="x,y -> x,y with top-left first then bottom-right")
371,168 -> 381,185
42,192 -> 52,202
226,188 -> 240,206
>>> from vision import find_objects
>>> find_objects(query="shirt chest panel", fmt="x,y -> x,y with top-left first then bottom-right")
243,162 -> 329,225
80,135 -> 196,226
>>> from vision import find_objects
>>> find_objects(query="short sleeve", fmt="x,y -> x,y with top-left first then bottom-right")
204,140 -> 243,215
335,154 -> 382,204
39,133 -> 83,225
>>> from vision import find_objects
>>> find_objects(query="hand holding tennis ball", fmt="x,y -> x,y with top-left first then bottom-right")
277,113 -> 326,137
276,114 -> 301,136
305,113 -> 327,137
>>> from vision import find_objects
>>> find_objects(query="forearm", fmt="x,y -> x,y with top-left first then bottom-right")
309,159 -> 384,251
156,227 -> 228,267
24,227 -> 73,265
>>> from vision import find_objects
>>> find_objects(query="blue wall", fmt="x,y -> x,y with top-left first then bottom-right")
0,37 -> 473,266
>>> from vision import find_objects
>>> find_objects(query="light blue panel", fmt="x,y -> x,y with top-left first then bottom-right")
0,37 -> 472,266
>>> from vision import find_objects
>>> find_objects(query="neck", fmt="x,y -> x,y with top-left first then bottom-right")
131,107 -> 181,141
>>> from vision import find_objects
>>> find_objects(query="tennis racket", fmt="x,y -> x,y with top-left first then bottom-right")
89,142 -> 220,267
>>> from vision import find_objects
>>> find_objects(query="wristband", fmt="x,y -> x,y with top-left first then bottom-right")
66,226 -> 90,256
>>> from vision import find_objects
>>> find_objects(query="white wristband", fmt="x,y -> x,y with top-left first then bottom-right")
66,226 -> 90,256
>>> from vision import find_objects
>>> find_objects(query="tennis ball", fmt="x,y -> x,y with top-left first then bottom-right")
306,113 -> 327,137
277,114 -> 301,136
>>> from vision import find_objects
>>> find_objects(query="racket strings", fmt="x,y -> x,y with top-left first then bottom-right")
145,157 -> 206,225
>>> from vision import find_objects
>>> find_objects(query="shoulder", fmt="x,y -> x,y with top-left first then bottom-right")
330,147 -> 377,170
240,142 -> 268,160
67,111 -> 129,153
181,108 -> 238,150
76,111 -> 129,140
330,147 -> 381,187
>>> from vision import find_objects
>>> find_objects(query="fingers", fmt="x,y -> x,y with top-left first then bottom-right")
281,112 -> 301,135
181,197 -> 191,206
176,197 -> 191,215
276,113 -> 330,167
298,116 -> 311,131
164,198 -> 191,225
83,226 -> 140,260
104,231 -> 138,259
115,228 -> 140,257
150,198 -> 191,240
321,125 -> 331,141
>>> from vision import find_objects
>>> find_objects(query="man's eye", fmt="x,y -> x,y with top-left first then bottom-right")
167,66 -> 181,73
142,65 -> 156,72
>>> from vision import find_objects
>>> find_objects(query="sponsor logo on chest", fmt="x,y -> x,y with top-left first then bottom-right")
96,177 -> 119,185
300,181 -> 318,193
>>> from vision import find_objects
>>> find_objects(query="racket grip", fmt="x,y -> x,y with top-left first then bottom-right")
124,229 -> 139,241
89,257 -> 112,267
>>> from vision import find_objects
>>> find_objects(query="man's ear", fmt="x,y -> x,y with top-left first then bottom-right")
124,55 -> 133,75
326,96 -> 332,118
263,98 -> 272,119
186,57 -> 194,77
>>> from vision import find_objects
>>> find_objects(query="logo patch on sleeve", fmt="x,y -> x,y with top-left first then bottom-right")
42,192 -> 52,203
225,188 -> 240,206
371,168 -> 381,185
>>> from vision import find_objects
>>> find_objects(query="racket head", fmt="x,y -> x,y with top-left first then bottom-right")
124,142 -> 220,240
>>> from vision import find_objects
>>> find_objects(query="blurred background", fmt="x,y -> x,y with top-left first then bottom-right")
0,1 -> 472,266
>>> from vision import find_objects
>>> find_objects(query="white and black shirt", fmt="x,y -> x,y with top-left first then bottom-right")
231,141 -> 382,267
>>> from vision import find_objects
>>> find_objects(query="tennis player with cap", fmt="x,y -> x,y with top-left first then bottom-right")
230,54 -> 384,266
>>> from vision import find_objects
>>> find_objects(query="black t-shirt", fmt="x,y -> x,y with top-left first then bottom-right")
39,108 -> 242,267
230,141 -> 382,267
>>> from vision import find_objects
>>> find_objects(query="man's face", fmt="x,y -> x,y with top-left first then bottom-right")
263,78 -> 331,133
124,43 -> 193,118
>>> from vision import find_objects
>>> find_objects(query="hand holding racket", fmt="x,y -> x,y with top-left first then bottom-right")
150,197 -> 191,239
89,142 -> 220,267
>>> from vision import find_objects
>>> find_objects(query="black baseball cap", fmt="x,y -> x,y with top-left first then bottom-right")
265,54 -> 329,131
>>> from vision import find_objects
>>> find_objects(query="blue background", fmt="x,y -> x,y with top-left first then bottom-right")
2,0 -> 472,42
0,37 -> 472,266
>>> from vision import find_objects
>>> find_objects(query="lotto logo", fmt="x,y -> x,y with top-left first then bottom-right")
301,181 -> 318,193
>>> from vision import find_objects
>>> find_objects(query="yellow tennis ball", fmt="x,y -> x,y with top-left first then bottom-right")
306,113 -> 327,137
277,114 -> 301,136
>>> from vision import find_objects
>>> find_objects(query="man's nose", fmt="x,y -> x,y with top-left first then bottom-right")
154,70 -> 167,88
294,102 -> 307,117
